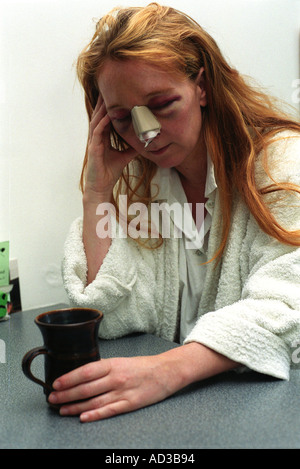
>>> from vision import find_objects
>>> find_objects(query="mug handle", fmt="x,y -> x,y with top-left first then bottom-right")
22,346 -> 52,393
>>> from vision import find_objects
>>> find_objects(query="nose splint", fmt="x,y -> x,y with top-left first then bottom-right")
131,106 -> 161,148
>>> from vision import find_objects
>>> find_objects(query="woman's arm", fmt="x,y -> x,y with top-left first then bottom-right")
82,196 -> 112,285
82,96 -> 137,284
48,342 -> 237,422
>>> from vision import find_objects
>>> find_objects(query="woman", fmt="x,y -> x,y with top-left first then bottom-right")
49,3 -> 300,422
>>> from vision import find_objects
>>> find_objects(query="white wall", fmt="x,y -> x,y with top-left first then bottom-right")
1,0 -> 299,310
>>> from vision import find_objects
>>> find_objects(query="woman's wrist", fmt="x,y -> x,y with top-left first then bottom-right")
159,342 -> 238,392
83,188 -> 113,206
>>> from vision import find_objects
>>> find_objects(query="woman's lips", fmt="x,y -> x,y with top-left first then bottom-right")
148,143 -> 171,155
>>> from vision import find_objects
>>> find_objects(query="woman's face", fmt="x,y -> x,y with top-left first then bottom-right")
97,59 -> 207,169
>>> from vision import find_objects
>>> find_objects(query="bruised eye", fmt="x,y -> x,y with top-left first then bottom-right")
111,114 -> 132,133
151,100 -> 175,110
149,96 -> 181,111
114,115 -> 131,123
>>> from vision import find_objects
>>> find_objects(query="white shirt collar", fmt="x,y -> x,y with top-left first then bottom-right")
205,153 -> 217,198
149,153 -> 217,251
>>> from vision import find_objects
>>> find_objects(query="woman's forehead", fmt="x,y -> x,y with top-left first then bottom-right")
97,59 -> 189,105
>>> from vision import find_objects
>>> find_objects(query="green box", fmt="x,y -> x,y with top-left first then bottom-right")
0,241 -> 9,288
0,291 -> 8,318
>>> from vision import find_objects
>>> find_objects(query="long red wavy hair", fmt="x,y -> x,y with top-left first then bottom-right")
77,3 -> 300,260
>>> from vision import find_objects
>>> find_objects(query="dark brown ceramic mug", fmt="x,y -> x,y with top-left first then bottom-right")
22,308 -> 103,403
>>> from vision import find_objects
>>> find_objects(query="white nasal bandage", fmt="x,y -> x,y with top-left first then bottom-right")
131,106 -> 161,148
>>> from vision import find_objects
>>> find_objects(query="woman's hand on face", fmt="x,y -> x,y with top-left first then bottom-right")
84,96 -> 138,200
48,353 -> 183,423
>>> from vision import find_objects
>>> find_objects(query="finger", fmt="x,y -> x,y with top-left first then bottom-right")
89,102 -> 108,141
52,360 -> 111,391
58,388 -> 113,416
49,377 -> 108,407
89,113 -> 111,148
93,99 -> 106,121
91,94 -> 105,122
94,112 -> 111,138
80,399 -> 131,422
93,94 -> 103,114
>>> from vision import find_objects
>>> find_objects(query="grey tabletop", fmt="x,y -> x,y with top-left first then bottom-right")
1,304 -> 300,450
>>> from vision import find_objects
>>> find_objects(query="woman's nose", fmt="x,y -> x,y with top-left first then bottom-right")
131,106 -> 161,147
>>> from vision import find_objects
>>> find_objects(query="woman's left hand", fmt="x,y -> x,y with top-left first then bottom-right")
48,353 -> 184,422
48,343 -> 237,422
